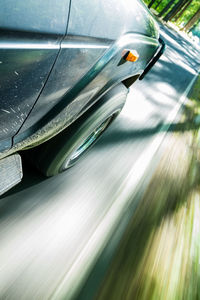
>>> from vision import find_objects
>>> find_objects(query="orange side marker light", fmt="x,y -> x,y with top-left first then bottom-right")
122,49 -> 139,62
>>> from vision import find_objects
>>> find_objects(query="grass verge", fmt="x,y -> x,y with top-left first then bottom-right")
95,75 -> 200,300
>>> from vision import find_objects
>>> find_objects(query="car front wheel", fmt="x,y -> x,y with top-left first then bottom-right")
28,83 -> 128,177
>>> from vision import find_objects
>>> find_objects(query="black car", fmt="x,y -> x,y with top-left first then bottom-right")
0,0 -> 164,195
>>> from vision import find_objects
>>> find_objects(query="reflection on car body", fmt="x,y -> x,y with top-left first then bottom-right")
0,0 -> 164,195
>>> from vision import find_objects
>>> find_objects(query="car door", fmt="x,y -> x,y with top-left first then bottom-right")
0,0 -> 70,151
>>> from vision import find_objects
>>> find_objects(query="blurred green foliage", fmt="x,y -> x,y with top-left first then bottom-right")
143,0 -> 200,27
96,75 -> 200,300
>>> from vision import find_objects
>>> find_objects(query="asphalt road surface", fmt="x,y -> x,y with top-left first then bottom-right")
0,24 -> 200,300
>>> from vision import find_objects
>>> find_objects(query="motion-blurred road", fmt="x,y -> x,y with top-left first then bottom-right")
0,24 -> 200,300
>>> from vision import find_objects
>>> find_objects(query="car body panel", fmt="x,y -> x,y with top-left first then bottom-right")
0,31 -> 60,150
15,35 -> 111,136
10,33 -> 159,153
0,0 -> 70,150
67,0 -> 159,40
0,0 -> 70,35
14,0 -> 160,145
0,0 -> 161,162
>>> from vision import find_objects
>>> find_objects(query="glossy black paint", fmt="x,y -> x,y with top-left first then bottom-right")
16,36 -> 110,136
0,0 -> 70,34
0,0 -> 161,156
14,34 -> 159,146
0,0 -> 70,151
67,0 -> 159,39
0,31 -> 60,149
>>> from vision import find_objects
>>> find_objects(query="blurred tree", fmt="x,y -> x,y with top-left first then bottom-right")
172,0 -> 193,22
148,0 -> 157,8
144,0 -> 200,31
181,7 -> 200,31
177,0 -> 200,25
158,0 -> 176,17
154,0 -> 164,9
163,0 -> 192,22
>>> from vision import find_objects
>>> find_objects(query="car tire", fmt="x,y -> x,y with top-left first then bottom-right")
27,84 -> 128,177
